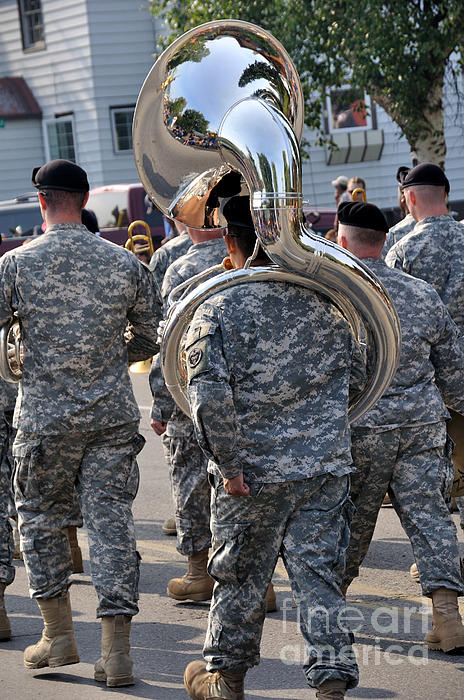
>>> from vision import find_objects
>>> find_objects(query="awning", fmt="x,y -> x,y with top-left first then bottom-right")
0,77 -> 42,120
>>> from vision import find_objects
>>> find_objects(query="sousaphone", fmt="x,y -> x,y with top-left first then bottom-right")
133,19 -> 401,424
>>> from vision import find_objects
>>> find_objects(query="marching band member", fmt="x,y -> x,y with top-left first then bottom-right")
183,195 -> 366,700
338,201 -> 464,653
0,159 -> 158,686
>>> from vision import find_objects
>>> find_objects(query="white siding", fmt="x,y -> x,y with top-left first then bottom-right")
0,0 -> 157,197
86,0 -> 157,186
0,119 -> 45,198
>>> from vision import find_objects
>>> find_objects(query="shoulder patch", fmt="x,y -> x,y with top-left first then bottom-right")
188,347 -> 203,369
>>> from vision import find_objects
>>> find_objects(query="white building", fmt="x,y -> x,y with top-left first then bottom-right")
0,0 -> 157,199
1,1 -> 463,215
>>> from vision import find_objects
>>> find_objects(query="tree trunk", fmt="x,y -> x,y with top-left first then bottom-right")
373,77 -> 446,169
405,79 -> 446,168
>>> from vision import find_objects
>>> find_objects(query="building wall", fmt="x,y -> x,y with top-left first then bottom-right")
0,0 -> 94,196
86,0 -> 156,186
0,118 -> 45,198
0,0 -> 157,198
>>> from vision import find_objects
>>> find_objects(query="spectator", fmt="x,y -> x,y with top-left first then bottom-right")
347,177 -> 367,202
331,175 -> 350,206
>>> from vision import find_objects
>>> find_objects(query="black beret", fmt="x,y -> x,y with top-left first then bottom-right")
399,162 -> 449,194
396,166 -> 410,184
223,195 -> 254,231
32,159 -> 89,193
338,201 -> 388,233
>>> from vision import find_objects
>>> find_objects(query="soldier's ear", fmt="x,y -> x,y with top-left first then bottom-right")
38,192 -> 47,211
223,233 -> 237,256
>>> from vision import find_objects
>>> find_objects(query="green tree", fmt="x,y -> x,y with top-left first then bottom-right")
150,0 -> 464,167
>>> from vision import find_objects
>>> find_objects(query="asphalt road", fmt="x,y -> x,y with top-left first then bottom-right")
1,372 -> 464,699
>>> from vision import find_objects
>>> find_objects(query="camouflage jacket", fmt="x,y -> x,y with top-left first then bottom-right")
0,223 -> 159,434
382,213 -> 416,259
185,280 -> 366,481
385,215 -> 464,329
148,232 -> 192,302
354,258 -> 464,431
150,236 -> 228,436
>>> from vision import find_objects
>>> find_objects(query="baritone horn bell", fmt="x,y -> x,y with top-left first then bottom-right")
0,315 -> 22,383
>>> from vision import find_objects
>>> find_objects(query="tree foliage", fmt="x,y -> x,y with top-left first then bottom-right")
149,1 -> 464,165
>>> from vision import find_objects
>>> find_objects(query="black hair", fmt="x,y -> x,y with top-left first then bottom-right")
227,224 -> 270,262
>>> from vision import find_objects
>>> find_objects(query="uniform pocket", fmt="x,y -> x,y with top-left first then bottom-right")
93,433 -> 143,499
208,521 -> 251,585
12,439 -> 43,500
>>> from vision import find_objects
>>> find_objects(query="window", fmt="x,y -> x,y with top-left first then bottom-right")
18,0 -> 45,51
44,115 -> 76,161
326,88 -> 373,134
110,106 -> 135,152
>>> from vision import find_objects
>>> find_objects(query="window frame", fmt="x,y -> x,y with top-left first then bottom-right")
110,105 -> 136,154
17,0 -> 46,52
325,88 -> 374,135
43,114 -> 77,163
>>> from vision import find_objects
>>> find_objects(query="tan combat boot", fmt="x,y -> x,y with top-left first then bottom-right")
94,615 -> 134,687
162,517 -> 177,536
0,582 -> 11,641
265,582 -> 278,613
167,549 -> 214,601
184,660 -> 245,700
66,526 -> 84,573
425,587 -> 464,652
24,592 -> 79,668
316,679 -> 347,698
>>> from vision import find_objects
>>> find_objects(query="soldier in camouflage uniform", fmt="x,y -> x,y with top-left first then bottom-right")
385,163 -> 464,331
148,225 -> 192,301
183,196 -> 365,700
385,163 -> 464,579
150,228 -> 228,602
148,223 -> 192,536
0,160 -> 158,686
382,166 -> 416,259
338,201 -> 464,655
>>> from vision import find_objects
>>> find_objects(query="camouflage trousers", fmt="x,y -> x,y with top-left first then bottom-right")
13,422 -> 144,616
204,472 -> 359,690
5,414 -> 82,529
0,417 -> 14,585
164,432 -> 211,556
343,422 -> 463,597
455,497 -> 464,527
